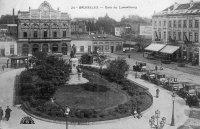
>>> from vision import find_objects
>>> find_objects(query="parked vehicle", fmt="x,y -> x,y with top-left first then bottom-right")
133,62 -> 146,72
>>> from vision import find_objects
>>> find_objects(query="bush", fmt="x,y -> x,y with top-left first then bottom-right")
186,95 -> 199,107
82,83 -> 109,92
80,54 -> 93,64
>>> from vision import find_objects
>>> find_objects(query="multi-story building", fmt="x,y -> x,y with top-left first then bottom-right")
152,0 -> 200,65
17,1 -> 71,56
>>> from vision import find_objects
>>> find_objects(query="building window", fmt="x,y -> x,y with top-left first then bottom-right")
44,31 -> 47,38
154,21 -> 157,27
23,32 -> 27,38
178,20 -> 182,28
10,45 -> 14,55
80,46 -> 84,52
195,20 -> 199,28
99,45 -> 103,51
159,21 -> 161,27
53,31 -> 57,38
33,31 -> 37,38
189,32 -> 192,41
173,20 -> 176,28
183,32 -> 187,41
173,32 -> 176,40
159,32 -> 161,39
163,21 -> 166,27
195,32 -> 198,42
52,43 -> 58,52
168,31 -> 171,39
93,42 -> 97,44
164,32 -> 166,39
178,32 -> 181,40
63,31 -> 66,37
169,21 -> 172,28
105,45 -> 109,51
189,20 -> 193,28
183,20 -> 187,28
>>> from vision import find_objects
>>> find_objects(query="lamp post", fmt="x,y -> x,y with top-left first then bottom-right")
171,92 -> 175,126
149,109 -> 166,129
51,98 -> 70,129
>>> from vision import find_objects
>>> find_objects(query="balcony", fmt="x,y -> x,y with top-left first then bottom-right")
17,37 -> 71,42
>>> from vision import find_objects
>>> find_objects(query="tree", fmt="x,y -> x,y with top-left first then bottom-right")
95,14 -> 117,34
96,54 -> 110,77
106,57 -> 129,83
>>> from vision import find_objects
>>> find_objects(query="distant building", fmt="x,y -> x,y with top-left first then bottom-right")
17,1 -> 71,56
71,34 -> 123,54
152,0 -> 200,65
71,34 -> 93,54
139,25 -> 152,39
91,34 -> 123,53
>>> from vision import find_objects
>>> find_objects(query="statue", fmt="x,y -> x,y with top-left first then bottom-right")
70,44 -> 76,58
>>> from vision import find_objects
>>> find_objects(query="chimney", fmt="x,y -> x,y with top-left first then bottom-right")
173,2 -> 178,10
29,7 -> 31,12
13,8 -> 15,16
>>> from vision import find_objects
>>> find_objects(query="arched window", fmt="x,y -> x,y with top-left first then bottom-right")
42,44 -> 48,53
52,43 -> 58,52
32,44 -> 39,53
22,44 -> 29,56
61,43 -> 68,55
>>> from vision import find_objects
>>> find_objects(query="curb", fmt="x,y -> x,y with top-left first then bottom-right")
18,78 -> 154,126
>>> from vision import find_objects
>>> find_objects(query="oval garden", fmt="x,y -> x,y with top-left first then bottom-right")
16,52 -> 153,123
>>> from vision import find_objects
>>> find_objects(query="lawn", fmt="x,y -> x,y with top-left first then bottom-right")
54,84 -> 127,110
53,69 -> 128,110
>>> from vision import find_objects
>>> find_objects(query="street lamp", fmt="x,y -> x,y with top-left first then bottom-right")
51,98 -> 70,129
171,92 -> 175,126
149,109 -> 166,129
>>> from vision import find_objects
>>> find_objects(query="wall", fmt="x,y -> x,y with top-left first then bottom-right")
0,41 -> 17,56
71,40 -> 93,53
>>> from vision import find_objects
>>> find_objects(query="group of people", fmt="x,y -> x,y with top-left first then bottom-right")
131,107 -> 142,119
0,106 -> 12,122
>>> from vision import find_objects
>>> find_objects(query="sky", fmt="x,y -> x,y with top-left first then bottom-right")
0,0 -> 190,21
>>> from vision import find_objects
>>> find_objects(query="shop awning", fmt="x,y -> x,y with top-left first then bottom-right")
160,45 -> 180,54
145,43 -> 166,52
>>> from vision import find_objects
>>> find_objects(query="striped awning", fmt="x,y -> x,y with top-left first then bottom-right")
145,43 -> 166,52
160,45 -> 180,54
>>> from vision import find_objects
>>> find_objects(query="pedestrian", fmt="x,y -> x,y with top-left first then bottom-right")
0,107 -> 3,121
137,107 -> 142,119
156,88 -> 160,98
5,106 -> 12,121
7,59 -> 9,68
132,108 -> 138,118
155,65 -> 158,71
160,63 -> 163,70
2,64 -> 5,71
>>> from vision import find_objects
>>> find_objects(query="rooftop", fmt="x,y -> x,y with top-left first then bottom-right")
153,1 -> 200,17
71,34 -> 124,41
